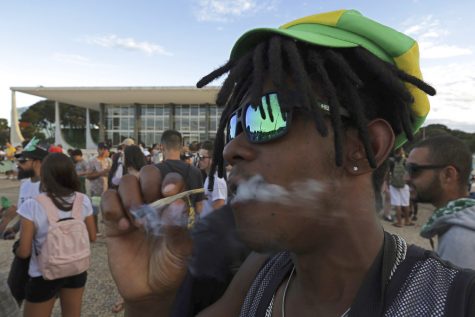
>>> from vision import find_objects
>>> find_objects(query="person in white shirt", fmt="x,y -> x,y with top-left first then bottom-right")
2,138 -> 47,239
4,138 -> 49,307
198,141 -> 227,217
16,153 -> 96,317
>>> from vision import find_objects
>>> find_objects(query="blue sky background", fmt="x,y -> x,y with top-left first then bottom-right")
1,0 -> 474,131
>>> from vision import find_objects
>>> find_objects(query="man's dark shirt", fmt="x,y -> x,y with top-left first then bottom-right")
156,160 -> 204,205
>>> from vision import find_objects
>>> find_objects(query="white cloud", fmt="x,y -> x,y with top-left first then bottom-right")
193,0 -> 277,22
423,62 -> 475,132
402,15 -> 471,59
403,15 -> 444,39
419,41 -> 472,59
52,53 -> 91,65
85,35 -> 173,56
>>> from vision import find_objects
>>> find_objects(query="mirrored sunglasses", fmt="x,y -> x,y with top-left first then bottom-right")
226,92 -> 291,144
226,92 -> 350,144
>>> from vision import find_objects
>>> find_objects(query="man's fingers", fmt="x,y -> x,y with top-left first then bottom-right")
139,165 -> 163,204
162,173 -> 186,197
118,175 -> 145,211
101,190 -> 133,236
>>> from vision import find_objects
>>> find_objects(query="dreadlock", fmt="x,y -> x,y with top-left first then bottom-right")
197,35 -> 436,191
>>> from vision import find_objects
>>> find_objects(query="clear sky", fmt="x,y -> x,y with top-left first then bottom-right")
1,0 -> 474,132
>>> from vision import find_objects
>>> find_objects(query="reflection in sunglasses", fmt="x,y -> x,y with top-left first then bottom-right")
227,92 -> 291,144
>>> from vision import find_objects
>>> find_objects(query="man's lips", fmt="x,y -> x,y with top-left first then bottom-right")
227,175 -> 244,198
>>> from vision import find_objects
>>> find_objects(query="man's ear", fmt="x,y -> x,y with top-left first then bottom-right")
440,165 -> 459,187
343,119 -> 395,174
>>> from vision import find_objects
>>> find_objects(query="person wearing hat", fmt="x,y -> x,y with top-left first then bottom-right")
3,138 -> 49,239
101,10 -> 475,316
3,137 -> 49,307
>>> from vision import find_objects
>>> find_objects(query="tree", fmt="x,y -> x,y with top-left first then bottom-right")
19,100 -> 55,142
0,118 -> 9,145
18,101 -> 94,146
405,124 -> 475,153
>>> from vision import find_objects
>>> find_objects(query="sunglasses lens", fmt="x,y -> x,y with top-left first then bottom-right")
227,114 -> 238,142
245,93 -> 289,143
405,164 -> 418,177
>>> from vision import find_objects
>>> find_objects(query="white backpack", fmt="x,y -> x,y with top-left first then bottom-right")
36,193 -> 91,280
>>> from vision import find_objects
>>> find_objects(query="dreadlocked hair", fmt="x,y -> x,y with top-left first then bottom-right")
197,35 -> 436,191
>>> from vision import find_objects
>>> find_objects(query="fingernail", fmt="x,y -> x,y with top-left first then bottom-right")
163,184 -> 176,194
118,217 -> 130,230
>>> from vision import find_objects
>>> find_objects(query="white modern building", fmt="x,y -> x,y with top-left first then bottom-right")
10,86 -> 221,149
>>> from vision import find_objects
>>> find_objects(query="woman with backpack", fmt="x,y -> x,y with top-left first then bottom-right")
15,152 -> 96,317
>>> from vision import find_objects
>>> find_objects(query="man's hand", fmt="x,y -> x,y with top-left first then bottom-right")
101,165 -> 193,315
0,205 -> 18,239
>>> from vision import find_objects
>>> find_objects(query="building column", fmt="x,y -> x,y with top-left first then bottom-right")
85,108 -> 96,149
54,101 -> 70,149
98,103 -> 105,142
10,90 -> 25,145
134,103 -> 141,143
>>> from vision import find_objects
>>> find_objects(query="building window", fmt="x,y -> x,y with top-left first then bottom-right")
106,103 -> 219,146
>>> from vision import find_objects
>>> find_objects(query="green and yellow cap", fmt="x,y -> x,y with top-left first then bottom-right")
230,9 -> 430,148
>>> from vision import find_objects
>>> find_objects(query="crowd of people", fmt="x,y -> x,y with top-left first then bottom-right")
0,133 -> 229,316
1,8 -> 475,317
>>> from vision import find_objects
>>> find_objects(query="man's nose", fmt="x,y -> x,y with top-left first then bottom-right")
223,133 -> 256,166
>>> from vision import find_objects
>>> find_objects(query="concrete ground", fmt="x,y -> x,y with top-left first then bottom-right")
0,177 -> 433,316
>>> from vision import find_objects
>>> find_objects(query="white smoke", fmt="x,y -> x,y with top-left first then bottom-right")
231,174 -> 325,206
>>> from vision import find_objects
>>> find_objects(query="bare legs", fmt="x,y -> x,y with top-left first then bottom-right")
23,287 -> 84,317
394,206 -> 413,227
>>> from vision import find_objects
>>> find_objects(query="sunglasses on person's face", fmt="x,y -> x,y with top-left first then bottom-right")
226,92 -> 292,144
226,92 -> 349,144
16,158 -> 31,164
197,154 -> 211,160
404,163 -> 448,177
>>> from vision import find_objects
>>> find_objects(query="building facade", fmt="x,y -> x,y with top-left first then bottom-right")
10,86 -> 222,148
106,103 -> 223,146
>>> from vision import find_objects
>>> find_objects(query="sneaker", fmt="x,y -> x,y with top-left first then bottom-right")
383,215 -> 393,222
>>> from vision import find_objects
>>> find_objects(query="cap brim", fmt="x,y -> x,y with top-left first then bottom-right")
231,28 -> 354,59
231,26 -> 393,64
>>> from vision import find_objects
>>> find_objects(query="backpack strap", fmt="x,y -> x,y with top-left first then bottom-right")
36,194 -> 60,224
71,193 -> 84,220
36,193 -> 84,224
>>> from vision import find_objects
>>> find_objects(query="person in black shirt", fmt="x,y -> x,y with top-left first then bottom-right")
156,130 -> 204,212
